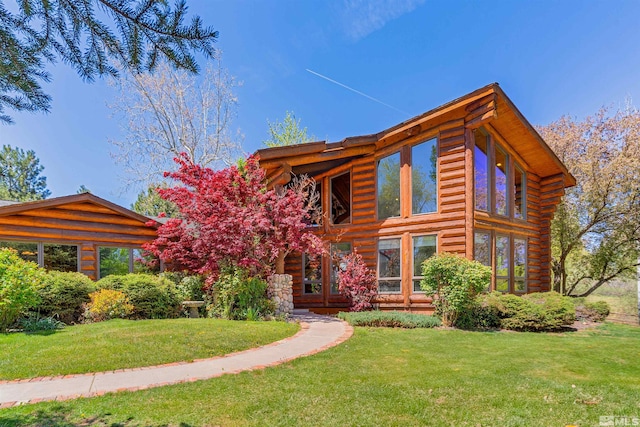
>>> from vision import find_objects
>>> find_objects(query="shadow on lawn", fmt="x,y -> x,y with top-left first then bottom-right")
0,407 -> 195,427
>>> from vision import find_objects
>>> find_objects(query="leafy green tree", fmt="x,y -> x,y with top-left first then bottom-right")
76,185 -> 91,194
538,107 -> 640,296
132,183 -> 180,218
264,111 -> 315,147
0,145 -> 50,201
0,0 -> 218,124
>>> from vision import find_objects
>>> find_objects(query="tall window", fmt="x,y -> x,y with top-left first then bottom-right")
474,232 -> 491,267
474,129 -> 489,211
330,242 -> 351,294
514,238 -> 527,293
514,163 -> 526,220
377,152 -> 401,219
378,238 -> 401,293
412,138 -> 437,214
494,145 -> 508,216
495,235 -> 510,292
303,253 -> 322,295
412,235 -> 436,292
330,172 -> 351,225
44,244 -> 78,272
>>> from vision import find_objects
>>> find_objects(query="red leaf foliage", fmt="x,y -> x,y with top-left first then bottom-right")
337,251 -> 378,312
144,154 -> 323,282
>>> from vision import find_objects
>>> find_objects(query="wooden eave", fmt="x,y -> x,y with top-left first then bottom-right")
0,193 -> 158,227
256,83 -> 575,187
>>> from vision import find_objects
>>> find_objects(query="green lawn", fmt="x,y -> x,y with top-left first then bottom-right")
1,322 -> 639,426
0,318 -> 298,380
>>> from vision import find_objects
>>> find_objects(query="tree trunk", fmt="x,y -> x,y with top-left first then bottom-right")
275,251 -> 285,274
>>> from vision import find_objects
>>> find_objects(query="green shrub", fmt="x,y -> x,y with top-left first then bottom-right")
482,291 -> 576,332
84,289 -> 134,322
575,299 -> 610,322
337,311 -> 441,328
96,273 -> 181,319
36,271 -> 95,324
420,252 -> 491,327
0,248 -> 46,332
19,316 -> 65,333
210,267 -> 274,320
455,296 -> 501,330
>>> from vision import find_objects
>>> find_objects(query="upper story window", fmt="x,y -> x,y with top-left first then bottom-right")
330,172 -> 351,225
473,127 -> 526,220
411,138 -> 437,215
377,152 -> 401,219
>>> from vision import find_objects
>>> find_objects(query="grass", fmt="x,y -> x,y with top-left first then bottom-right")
1,322 -> 639,426
338,310 -> 441,328
0,318 -> 298,380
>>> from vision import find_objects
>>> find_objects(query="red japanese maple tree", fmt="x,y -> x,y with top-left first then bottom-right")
144,154 -> 323,283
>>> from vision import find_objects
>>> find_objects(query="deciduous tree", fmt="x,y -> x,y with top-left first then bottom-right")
110,58 -> 241,186
0,0 -> 218,124
0,145 -> 50,201
538,107 -> 640,297
144,155 -> 323,283
263,111 -> 314,148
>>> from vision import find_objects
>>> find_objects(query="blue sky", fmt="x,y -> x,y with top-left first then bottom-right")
3,0 -> 640,207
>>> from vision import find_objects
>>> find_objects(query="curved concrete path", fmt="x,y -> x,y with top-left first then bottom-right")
0,313 -> 352,408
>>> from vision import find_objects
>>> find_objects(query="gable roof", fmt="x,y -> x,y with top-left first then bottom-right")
0,193 -> 156,226
257,83 -> 576,187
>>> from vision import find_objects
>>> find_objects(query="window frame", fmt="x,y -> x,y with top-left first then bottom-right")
330,241 -> 352,295
377,237 -> 402,294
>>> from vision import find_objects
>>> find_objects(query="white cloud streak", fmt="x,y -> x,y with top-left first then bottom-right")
339,0 -> 426,41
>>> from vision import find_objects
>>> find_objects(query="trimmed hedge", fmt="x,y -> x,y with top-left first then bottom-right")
338,311 -> 441,328
96,274 -> 181,319
36,271 -> 95,324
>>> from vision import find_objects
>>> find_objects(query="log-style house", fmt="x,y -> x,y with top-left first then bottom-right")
258,83 -> 576,313
0,193 -> 158,279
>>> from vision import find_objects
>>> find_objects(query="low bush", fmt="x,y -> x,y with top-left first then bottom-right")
574,299 -> 610,322
19,316 -> 65,333
455,297 -> 501,330
336,251 -> 377,312
337,311 -> 441,328
84,289 -> 134,322
0,248 -> 46,332
36,271 -> 95,324
96,274 -> 181,319
210,267 -> 274,320
420,253 -> 491,327
479,291 -> 576,332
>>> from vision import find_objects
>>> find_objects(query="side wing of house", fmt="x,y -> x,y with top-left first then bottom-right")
0,193 -> 158,279
258,83 -> 575,313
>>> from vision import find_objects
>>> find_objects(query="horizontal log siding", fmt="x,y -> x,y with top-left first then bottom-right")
0,201 -> 156,280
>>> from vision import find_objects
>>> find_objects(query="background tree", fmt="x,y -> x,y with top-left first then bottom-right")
132,183 -> 180,218
144,155 -> 323,284
538,107 -> 640,297
263,111 -> 315,147
0,145 -> 50,201
109,58 -> 241,187
76,185 -> 91,194
0,0 -> 218,124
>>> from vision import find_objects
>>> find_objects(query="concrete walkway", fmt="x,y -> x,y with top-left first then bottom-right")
0,313 -> 352,408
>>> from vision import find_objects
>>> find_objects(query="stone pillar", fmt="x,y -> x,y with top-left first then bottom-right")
268,274 -> 294,316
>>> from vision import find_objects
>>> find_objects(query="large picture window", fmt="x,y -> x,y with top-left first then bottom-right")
44,244 -> 78,272
514,238 -> 527,293
0,241 -> 38,264
411,138 -> 437,215
377,152 -> 401,220
378,238 -> 401,293
514,163 -> 526,220
412,235 -> 436,292
494,146 -> 508,216
99,247 -> 130,278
